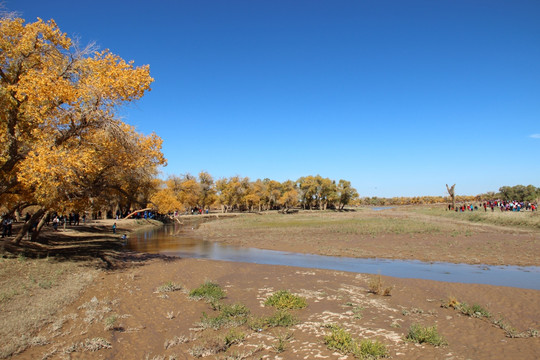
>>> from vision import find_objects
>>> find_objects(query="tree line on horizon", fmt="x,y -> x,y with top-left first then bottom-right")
359,184 -> 539,207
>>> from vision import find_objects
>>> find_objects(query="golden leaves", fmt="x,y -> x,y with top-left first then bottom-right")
1,16 -> 165,210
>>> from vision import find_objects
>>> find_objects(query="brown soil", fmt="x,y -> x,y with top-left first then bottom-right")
5,213 -> 540,360
194,209 -> 540,266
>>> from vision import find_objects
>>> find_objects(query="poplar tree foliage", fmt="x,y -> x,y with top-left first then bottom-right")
150,174 -> 359,214
0,16 -> 165,242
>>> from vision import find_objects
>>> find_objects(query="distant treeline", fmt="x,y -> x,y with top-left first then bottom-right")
151,173 -> 359,213
359,184 -> 539,206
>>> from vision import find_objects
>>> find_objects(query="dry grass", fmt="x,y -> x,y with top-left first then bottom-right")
368,274 -> 393,296
0,255 -> 99,358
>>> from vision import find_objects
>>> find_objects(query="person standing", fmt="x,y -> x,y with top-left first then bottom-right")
112,222 -> 117,234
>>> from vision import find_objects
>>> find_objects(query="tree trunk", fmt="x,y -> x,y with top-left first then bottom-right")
31,210 -> 50,242
13,208 -> 46,245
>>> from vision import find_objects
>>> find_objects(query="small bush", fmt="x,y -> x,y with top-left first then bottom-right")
189,281 -> 225,305
265,310 -> 297,327
324,324 -> 388,359
458,303 -> 491,318
357,338 -> 388,359
198,303 -> 250,330
324,324 -> 356,353
405,323 -> 447,346
224,328 -> 245,347
264,290 -> 307,309
368,275 -> 392,296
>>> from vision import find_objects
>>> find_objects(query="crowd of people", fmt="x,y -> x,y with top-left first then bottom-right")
449,200 -> 537,212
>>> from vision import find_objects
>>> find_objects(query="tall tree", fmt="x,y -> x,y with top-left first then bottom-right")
0,16 -> 165,242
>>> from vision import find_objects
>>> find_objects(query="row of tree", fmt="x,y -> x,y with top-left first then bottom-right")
361,184 -> 539,207
150,173 -> 359,214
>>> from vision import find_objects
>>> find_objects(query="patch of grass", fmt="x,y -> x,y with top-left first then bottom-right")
457,303 -> 491,319
164,335 -> 191,350
271,331 -> 293,353
442,297 -> 491,318
0,257 -> 99,358
353,305 -> 365,319
156,281 -> 182,293
265,310 -> 297,327
357,338 -> 389,359
324,324 -> 388,359
224,328 -> 245,347
324,324 -> 356,353
405,323 -> 447,346
368,274 -> 393,296
104,314 -> 119,331
198,303 -> 250,330
264,290 -> 307,309
188,329 -> 245,358
64,337 -> 112,353
189,281 -> 226,306
248,309 -> 298,330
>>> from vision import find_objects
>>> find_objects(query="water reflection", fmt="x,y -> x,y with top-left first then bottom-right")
126,224 -> 540,290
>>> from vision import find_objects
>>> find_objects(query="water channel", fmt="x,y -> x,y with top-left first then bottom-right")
126,224 -> 540,290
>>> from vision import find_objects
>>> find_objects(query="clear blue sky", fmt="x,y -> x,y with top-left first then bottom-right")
9,0 -> 540,197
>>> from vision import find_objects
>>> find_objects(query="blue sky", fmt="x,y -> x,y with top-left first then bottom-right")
9,0 -> 540,197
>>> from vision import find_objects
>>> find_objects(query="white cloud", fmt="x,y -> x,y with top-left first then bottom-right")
530,134 -> 540,139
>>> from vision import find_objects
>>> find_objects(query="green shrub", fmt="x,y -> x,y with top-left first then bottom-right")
324,324 -> 388,359
405,324 -> 447,346
189,281 -> 225,305
198,303 -> 250,330
264,290 -> 307,309
266,310 -> 297,327
457,303 -> 491,318
324,324 -> 356,353
357,338 -> 388,359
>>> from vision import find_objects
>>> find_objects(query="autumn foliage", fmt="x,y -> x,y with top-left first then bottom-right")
0,16 -> 165,242
150,173 -> 359,214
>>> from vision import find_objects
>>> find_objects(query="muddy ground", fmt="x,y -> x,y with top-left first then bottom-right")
3,210 -> 540,360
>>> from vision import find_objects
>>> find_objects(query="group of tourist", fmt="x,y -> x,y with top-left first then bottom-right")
449,200 -> 537,212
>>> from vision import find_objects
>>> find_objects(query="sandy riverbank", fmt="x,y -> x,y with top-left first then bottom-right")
2,211 -> 539,359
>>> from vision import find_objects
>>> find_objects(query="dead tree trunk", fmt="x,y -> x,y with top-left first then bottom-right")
446,184 -> 456,210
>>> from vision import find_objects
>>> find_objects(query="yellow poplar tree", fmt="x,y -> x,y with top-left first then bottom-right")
0,16 -> 165,243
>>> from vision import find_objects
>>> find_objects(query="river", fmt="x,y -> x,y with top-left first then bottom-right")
125,224 -> 540,290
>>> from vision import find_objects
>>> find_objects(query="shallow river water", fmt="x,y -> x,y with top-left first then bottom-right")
126,224 -> 540,290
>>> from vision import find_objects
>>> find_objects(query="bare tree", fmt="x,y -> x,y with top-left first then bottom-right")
446,184 -> 456,210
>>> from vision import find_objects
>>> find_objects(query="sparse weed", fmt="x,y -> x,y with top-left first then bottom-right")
264,290 -> 307,309
271,331 -> 293,353
368,274 -> 393,296
405,323 -> 447,346
353,305 -> 365,319
104,314 -> 119,331
197,303 -> 250,330
164,335 -> 191,349
188,330 -> 243,358
156,281 -> 182,293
